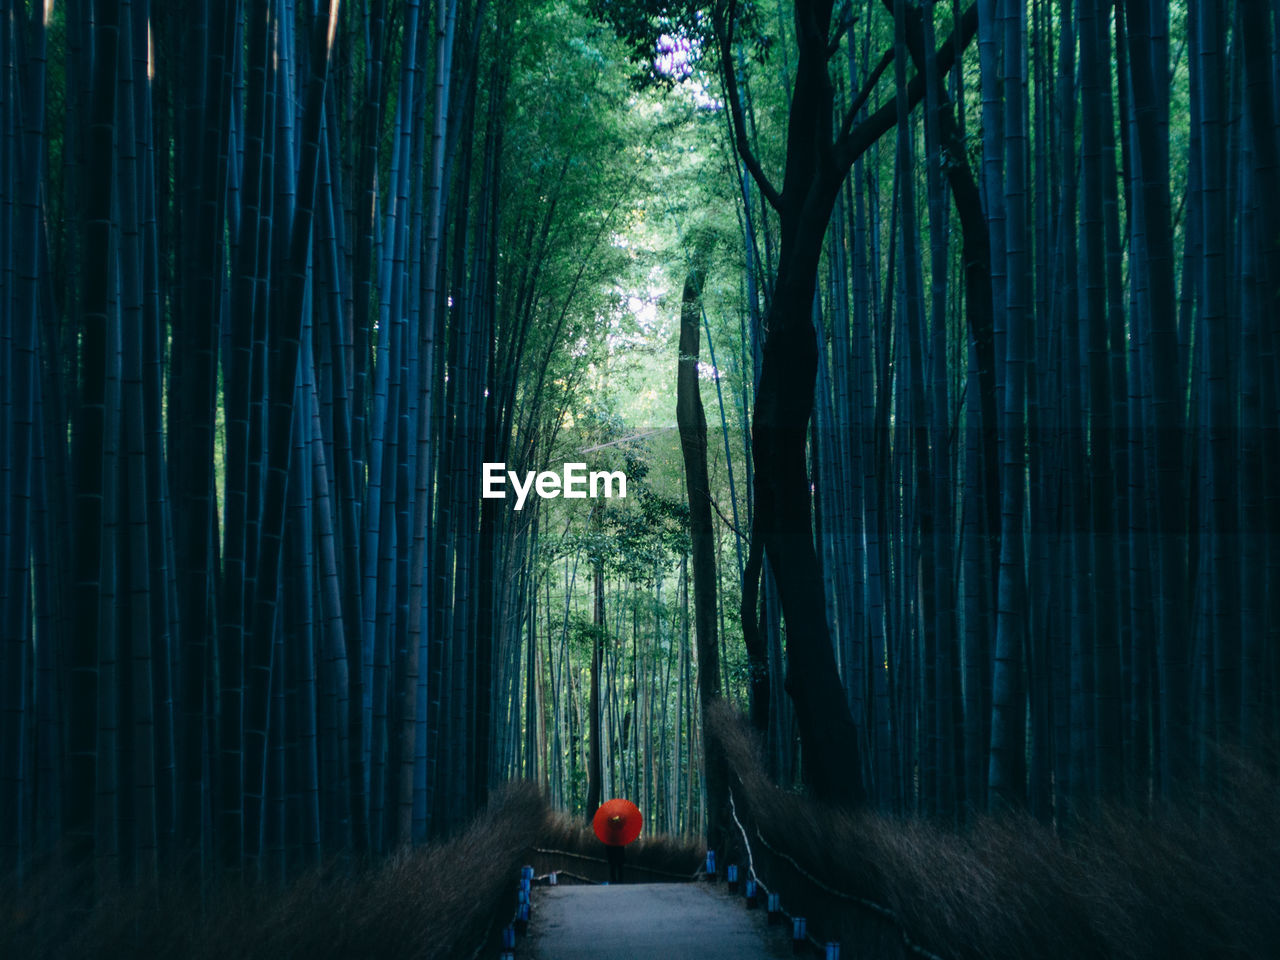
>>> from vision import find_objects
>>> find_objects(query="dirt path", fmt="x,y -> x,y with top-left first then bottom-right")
525,882 -> 793,959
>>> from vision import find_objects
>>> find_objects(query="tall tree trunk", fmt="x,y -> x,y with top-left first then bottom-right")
717,0 -> 976,807
675,265 -> 727,855
585,555 -> 605,820
1082,0 -> 1123,800
243,0 -> 340,867
1126,0 -> 1191,795
987,0 -> 1030,810
68,0 -> 121,893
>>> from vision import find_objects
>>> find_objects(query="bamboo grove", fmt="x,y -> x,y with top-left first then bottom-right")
595,0 -> 1280,827
690,0 -> 1280,821
836,0 -> 1280,818
2,0 -> 1279,905
0,0 -> 677,887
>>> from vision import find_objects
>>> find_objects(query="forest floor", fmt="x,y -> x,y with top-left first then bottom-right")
526,882 -> 792,959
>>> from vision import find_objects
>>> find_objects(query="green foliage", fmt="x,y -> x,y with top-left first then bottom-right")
567,612 -> 609,658
587,0 -> 774,88
587,0 -> 716,87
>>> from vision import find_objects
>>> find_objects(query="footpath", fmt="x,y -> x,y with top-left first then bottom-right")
525,881 -> 792,960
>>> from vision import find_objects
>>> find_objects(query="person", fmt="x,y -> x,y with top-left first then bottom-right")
593,800 -> 640,882
605,813 -> 625,882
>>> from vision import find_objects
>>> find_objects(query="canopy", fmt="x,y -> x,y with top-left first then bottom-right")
592,798 -> 643,846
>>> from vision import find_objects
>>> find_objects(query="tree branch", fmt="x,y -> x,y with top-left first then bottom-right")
833,1 -> 977,172
716,0 -> 783,211
826,7 -> 855,59
710,493 -> 747,540
838,46 -> 894,140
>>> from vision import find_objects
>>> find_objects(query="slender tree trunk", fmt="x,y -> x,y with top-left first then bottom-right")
1126,0 -> 1191,795
585,555 -> 604,820
244,1 -> 340,867
68,0 -> 121,894
675,265 -> 728,854
987,0 -> 1030,810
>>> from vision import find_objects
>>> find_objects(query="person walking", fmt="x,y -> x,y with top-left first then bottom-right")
592,799 -> 642,884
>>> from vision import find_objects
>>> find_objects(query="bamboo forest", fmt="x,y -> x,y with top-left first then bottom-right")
1,0 -> 1278,956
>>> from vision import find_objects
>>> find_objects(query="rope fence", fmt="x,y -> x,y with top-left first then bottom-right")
530,847 -> 702,882
728,786 -> 955,960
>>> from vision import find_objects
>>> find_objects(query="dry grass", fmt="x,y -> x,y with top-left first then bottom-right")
533,808 -> 704,884
1,783 -> 708,959
709,703 -> 1280,960
14,721 -> 1269,960
1,782 -> 548,960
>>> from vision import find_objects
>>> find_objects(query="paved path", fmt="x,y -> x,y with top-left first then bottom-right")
525,882 -> 793,960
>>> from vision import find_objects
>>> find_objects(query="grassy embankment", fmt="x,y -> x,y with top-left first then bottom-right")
1,782 -> 708,959
710,703 -> 1280,960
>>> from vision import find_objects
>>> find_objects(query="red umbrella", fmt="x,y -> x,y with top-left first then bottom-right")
592,798 -> 643,846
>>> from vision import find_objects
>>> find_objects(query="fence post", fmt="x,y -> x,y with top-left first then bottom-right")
792,916 -> 808,954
